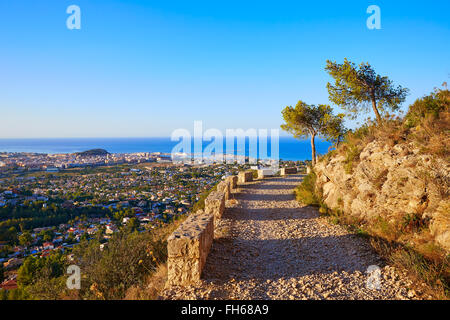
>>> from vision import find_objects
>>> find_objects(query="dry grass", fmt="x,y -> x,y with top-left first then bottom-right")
122,217 -> 188,300
411,111 -> 450,161
368,236 -> 448,299
124,264 -> 168,300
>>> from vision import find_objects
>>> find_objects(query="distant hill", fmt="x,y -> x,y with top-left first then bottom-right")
75,149 -> 109,156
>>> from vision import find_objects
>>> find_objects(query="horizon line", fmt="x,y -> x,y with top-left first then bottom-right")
0,135 -> 304,140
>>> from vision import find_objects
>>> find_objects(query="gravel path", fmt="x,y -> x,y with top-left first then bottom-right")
162,175 -> 431,300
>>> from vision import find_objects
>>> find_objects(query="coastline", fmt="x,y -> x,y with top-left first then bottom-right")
0,137 -> 332,161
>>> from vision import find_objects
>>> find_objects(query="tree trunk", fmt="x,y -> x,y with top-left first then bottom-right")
311,133 -> 316,167
371,98 -> 382,124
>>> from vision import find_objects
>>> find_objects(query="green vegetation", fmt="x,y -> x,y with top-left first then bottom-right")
2,219 -> 184,300
405,85 -> 449,128
16,252 -> 67,299
325,58 -> 409,123
321,85 -> 449,169
405,87 -> 450,160
294,171 -> 319,206
71,230 -> 165,300
281,101 -> 345,166
0,203 -> 111,244
75,149 -> 109,156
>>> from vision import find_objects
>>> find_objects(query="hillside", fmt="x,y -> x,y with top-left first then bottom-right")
296,87 -> 449,296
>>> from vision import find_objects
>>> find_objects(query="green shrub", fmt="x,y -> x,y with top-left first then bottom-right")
295,171 -> 319,205
15,251 -> 67,300
71,228 -> 170,300
318,203 -> 328,214
343,144 -> 361,174
405,88 -> 449,128
401,212 -> 430,233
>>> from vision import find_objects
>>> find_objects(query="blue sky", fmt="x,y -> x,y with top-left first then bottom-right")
0,0 -> 449,138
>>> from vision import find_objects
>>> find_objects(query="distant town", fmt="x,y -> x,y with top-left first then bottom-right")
0,149 -> 305,291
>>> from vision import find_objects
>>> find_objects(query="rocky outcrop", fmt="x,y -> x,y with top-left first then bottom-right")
315,140 -> 450,252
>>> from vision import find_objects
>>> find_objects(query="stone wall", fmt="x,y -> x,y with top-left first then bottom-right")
167,174 -> 239,286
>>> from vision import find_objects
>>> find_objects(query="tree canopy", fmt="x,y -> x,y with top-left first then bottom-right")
281,101 -> 344,166
325,59 -> 409,123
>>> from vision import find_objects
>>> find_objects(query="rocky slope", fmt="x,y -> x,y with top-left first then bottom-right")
314,140 -> 450,252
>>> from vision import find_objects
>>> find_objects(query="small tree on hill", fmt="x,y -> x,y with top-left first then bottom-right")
281,101 -> 345,166
325,58 -> 409,124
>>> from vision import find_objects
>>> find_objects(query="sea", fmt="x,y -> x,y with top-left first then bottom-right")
0,137 -> 332,161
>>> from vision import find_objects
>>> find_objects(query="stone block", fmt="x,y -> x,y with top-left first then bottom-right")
238,171 -> 253,184
167,211 -> 214,286
227,175 -> 238,190
281,167 -> 297,175
216,180 -> 230,200
258,169 -> 276,179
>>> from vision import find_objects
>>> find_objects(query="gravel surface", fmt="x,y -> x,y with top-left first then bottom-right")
162,175 -> 432,300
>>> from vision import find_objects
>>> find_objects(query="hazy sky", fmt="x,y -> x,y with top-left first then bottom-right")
0,0 -> 449,138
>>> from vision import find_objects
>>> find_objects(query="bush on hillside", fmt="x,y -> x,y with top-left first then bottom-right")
71,225 -> 175,300
295,171 -> 319,206
322,87 -> 449,169
406,88 -> 450,160
405,87 -> 449,128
